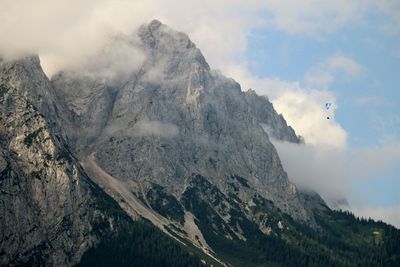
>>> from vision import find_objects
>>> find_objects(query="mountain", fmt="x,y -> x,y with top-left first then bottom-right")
1,20 -> 400,267
0,56 -> 214,267
52,18 -> 311,223
0,56 -> 131,265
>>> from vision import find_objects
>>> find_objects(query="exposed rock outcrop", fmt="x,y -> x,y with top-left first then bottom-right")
0,58 -> 130,266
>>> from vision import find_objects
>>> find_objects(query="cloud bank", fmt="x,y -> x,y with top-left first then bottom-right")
271,139 -> 400,226
305,54 -> 363,88
1,0 -> 397,75
225,65 -> 347,148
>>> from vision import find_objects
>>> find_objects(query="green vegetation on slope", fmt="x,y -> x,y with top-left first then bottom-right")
146,183 -> 185,225
181,175 -> 400,267
77,174 -> 400,267
76,220 -> 209,267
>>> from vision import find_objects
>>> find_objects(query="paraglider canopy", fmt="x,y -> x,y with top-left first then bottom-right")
325,102 -> 332,119
325,102 -> 332,110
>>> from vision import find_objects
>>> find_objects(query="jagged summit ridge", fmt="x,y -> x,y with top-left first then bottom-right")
51,20 -> 313,224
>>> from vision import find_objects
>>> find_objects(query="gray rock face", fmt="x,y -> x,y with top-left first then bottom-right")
244,89 -> 299,143
0,20 -> 333,266
52,20 -> 312,223
0,57 -> 129,266
0,56 -> 61,125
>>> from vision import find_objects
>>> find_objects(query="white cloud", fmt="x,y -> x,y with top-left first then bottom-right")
272,140 -> 349,203
0,0 -> 156,76
305,54 -> 363,88
42,35 -> 146,81
0,0 -> 395,77
133,120 -> 179,138
304,70 -> 335,89
225,65 -> 347,148
0,0 -> 262,76
273,90 -> 347,148
328,55 -> 363,76
272,139 -> 400,228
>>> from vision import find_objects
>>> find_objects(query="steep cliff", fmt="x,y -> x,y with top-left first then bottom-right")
0,57 -> 134,266
53,20 -> 311,226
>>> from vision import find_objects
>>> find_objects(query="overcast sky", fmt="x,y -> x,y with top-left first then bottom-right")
1,0 -> 399,227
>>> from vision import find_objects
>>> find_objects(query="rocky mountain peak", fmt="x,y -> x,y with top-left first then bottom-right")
49,20 -> 315,229
0,55 -> 46,98
0,56 -> 65,132
138,20 -> 209,75
139,19 -> 194,50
